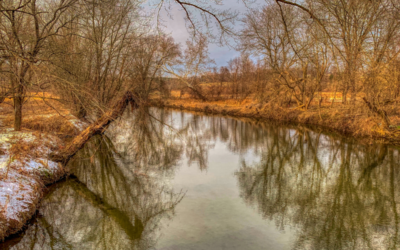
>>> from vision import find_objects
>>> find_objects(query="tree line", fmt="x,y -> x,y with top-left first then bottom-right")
187,0 -> 400,124
0,0 -> 230,130
1,0 -> 400,131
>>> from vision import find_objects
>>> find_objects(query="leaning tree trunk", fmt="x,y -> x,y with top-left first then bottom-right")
50,91 -> 137,165
363,97 -> 390,128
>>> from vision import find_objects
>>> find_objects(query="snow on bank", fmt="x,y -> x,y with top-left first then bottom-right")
0,120 -> 86,241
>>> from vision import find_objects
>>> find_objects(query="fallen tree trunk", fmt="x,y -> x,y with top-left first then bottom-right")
50,91 -> 137,165
362,97 -> 390,128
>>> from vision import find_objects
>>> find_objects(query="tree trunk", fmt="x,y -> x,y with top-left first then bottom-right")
14,85 -> 24,131
331,84 -> 337,108
50,91 -> 137,165
350,77 -> 356,105
342,85 -> 347,105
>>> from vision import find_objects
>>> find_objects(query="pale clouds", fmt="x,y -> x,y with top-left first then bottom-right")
145,0 -> 266,67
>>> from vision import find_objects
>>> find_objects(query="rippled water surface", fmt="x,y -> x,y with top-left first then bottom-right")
2,108 -> 400,250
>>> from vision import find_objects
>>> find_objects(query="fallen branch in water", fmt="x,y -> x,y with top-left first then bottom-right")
50,91 -> 137,165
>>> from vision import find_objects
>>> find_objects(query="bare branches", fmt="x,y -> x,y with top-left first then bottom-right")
174,0 -> 225,31
162,34 -> 213,101
50,91 -> 137,165
270,0 -> 400,105
363,97 -> 391,128
155,0 -> 237,41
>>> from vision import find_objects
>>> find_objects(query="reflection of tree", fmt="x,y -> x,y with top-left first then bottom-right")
3,114 -> 185,249
4,108 -> 400,249
235,126 -> 400,249
107,107 -> 184,171
1,109 -> 218,249
69,177 -> 144,241
182,114 -> 215,171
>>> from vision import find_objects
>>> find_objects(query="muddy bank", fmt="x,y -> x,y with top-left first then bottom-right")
0,117 -> 86,241
151,99 -> 400,145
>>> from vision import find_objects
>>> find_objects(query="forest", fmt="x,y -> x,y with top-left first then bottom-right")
0,0 -> 399,136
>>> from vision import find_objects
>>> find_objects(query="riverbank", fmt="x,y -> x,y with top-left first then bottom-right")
3,94 -> 400,241
0,95 -> 86,241
151,98 -> 400,145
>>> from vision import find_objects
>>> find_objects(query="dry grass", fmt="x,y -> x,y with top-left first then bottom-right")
20,116 -> 78,135
152,96 -> 400,144
9,138 -> 39,161
7,134 -> 58,163
167,89 -> 365,103
2,115 -> 78,135
0,92 -> 68,114
0,92 -> 79,138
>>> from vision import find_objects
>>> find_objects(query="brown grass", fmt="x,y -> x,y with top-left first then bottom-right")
152,97 -> 400,144
22,116 -> 78,135
0,93 -> 78,138
7,134 -> 58,162
9,138 -> 39,161
2,115 -> 78,135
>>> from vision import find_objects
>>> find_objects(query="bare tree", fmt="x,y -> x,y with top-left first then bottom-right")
127,34 -> 180,102
162,34 -> 214,101
0,0 -> 78,130
275,0 -> 397,105
241,3 -> 329,110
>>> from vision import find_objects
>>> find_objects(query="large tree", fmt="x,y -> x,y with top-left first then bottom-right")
0,0 -> 78,130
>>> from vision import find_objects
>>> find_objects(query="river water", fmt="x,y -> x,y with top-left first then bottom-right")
1,108 -> 400,250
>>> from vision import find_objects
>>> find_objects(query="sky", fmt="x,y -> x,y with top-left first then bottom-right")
145,0 -> 266,67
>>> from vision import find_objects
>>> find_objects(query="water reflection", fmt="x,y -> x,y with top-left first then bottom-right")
2,108 -> 400,249
2,109 -> 187,250
235,128 -> 400,249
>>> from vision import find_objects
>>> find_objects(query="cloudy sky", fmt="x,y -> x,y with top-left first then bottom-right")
145,0 -> 266,67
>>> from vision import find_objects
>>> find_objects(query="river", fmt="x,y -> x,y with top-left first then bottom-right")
1,108 -> 400,250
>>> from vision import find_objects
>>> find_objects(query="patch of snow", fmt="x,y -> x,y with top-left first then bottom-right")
0,155 -> 10,170
0,113 -> 85,240
0,172 -> 41,224
69,118 -> 87,130
24,158 -> 60,173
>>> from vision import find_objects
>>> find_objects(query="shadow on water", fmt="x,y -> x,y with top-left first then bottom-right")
2,107 -> 400,249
